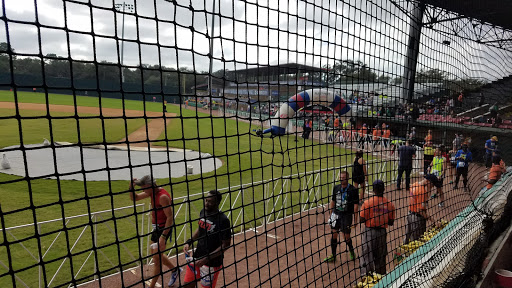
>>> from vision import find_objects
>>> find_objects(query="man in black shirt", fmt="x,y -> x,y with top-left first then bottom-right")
324,171 -> 359,263
182,190 -> 231,288
397,141 -> 416,192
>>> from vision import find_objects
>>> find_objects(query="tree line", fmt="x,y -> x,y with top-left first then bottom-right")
0,42 -> 484,93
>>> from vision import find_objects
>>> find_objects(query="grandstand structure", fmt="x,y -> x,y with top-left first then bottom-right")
1,1 -> 512,288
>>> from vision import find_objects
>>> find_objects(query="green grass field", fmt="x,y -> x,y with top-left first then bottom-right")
0,90 -> 396,287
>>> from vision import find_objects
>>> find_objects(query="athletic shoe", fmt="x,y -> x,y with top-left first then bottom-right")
323,255 -> 336,263
454,186 -> 458,189
431,193 -> 437,199
349,251 -> 356,261
464,187 -> 469,192
438,202 -> 444,208
449,180 -> 454,184
168,267 -> 183,287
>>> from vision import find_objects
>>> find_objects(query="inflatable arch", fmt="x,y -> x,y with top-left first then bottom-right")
262,88 -> 352,136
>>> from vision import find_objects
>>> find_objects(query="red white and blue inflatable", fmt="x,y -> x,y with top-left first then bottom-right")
261,88 -> 352,136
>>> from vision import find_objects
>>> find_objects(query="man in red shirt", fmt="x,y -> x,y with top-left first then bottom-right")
359,180 -> 396,276
129,175 -> 181,288
403,175 -> 436,244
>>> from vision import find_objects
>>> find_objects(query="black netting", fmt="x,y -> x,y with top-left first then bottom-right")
1,0 -> 512,287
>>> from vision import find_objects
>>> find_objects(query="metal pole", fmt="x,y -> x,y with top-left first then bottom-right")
121,2 -> 126,83
401,1 -> 425,103
38,223 -> 41,288
208,0 -> 216,98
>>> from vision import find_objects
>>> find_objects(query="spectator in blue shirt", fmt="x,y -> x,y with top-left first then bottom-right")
454,144 -> 472,191
484,136 -> 498,168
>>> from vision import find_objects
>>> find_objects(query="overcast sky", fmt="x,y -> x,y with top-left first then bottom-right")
2,0 -> 512,80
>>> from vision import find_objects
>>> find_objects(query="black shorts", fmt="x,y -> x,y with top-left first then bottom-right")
329,211 -> 353,234
353,176 -> 365,185
429,174 -> 443,188
150,225 -> 172,243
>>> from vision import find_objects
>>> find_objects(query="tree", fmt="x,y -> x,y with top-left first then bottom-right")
377,73 -> 391,83
415,68 -> 447,83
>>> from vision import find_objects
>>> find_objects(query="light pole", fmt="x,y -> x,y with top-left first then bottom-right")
114,2 -> 134,83
208,0 -> 217,114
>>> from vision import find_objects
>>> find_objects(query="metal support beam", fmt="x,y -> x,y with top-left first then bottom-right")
402,1 -> 426,103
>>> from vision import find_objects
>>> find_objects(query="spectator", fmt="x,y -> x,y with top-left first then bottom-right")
358,124 -> 369,150
359,180 -> 396,276
302,118 -> 312,139
484,156 -> 505,189
352,150 -> 368,201
129,176 -> 181,288
492,114 -> 503,127
382,124 -> 391,149
412,104 -> 420,121
423,140 -> 435,175
403,175 -> 436,244
489,102 -> 499,119
325,116 -> 331,130
182,190 -> 231,288
454,144 -> 472,191
493,150 -> 506,170
372,125 -> 381,150
397,141 -> 416,192
427,148 -> 447,207
407,127 -> 416,145
484,136 -> 498,168
424,129 -> 433,143
333,116 -> 340,138
324,171 -> 359,263
452,134 -> 463,152
479,93 -> 485,107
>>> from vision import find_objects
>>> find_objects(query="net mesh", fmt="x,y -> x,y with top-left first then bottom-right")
1,0 -> 512,287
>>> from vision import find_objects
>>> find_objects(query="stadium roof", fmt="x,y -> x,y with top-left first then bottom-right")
227,63 -> 328,78
421,0 -> 512,31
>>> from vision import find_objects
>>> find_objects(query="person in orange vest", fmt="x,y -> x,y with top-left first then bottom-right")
484,155 -> 506,189
403,175 -> 436,244
424,129 -> 433,143
333,116 -> 340,139
382,124 -> 391,150
359,180 -> 396,276
358,124 -> 369,149
372,125 -> 380,150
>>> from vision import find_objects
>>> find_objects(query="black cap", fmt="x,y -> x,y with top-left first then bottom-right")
373,180 -> 385,194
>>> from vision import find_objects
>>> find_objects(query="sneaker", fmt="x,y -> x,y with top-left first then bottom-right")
323,255 -> 336,263
454,186 -> 458,189
349,251 -> 356,261
449,180 -> 454,184
464,187 -> 469,192
438,202 -> 444,208
168,267 -> 183,287
431,193 -> 437,199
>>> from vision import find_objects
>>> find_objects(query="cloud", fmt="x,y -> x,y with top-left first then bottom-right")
2,0 -> 512,82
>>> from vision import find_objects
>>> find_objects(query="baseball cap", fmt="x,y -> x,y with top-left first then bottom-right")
373,180 -> 385,194
134,175 -> 156,187
373,180 -> 385,189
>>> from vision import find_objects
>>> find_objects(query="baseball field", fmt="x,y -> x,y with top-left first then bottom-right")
0,90 -> 394,287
